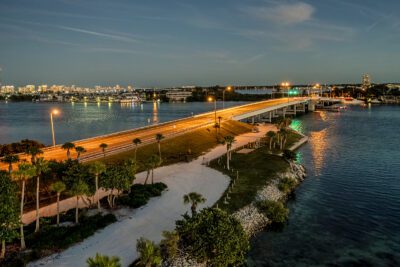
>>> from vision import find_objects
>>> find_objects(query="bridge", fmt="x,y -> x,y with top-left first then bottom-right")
0,97 -> 310,170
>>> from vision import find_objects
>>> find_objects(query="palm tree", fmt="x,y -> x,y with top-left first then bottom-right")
155,133 -> 164,163
75,146 -> 87,162
99,143 -> 108,158
1,154 -> 19,173
61,142 -> 75,159
70,180 -> 90,224
88,161 -> 106,210
12,162 -> 36,250
132,138 -> 142,161
279,128 -> 288,150
25,146 -> 43,164
136,237 -> 162,267
87,253 -> 121,267
34,157 -> 49,232
266,131 -> 276,150
49,181 -> 66,226
183,192 -> 206,216
148,154 -> 161,184
223,135 -> 236,170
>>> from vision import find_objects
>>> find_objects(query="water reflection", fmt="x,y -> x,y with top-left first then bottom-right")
153,101 -> 159,123
309,128 -> 329,176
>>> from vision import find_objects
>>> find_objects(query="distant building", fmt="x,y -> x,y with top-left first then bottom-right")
166,90 -> 192,102
362,74 -> 371,90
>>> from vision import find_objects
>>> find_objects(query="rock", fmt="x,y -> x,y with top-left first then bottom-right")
231,161 -> 307,236
232,204 -> 269,236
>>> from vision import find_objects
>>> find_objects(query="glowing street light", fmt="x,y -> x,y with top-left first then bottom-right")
222,85 -> 233,109
50,109 -> 59,147
208,96 -> 217,124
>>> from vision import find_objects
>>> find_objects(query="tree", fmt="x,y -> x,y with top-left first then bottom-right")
132,138 -> 142,161
1,154 -> 19,173
155,133 -> 164,163
25,146 -> 43,164
183,192 -> 206,217
99,143 -> 108,158
266,131 -> 276,150
148,155 -> 161,184
86,253 -> 121,267
62,142 -> 75,160
175,208 -> 249,266
278,128 -> 288,150
136,237 -> 162,267
34,157 -> 49,233
88,161 -> 106,210
223,135 -> 235,170
101,165 -> 133,208
0,171 -> 19,259
50,181 -> 66,226
75,146 -> 87,162
70,179 -> 90,224
11,162 -> 36,250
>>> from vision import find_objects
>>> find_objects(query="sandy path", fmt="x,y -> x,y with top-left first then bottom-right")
29,125 -> 274,267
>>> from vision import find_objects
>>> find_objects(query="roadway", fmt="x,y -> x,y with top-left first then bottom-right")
0,98 -> 307,169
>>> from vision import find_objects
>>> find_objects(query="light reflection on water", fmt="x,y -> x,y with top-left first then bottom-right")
249,105 -> 400,266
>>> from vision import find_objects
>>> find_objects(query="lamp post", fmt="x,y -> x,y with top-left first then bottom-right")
222,86 -> 232,109
50,109 -> 59,147
208,96 -> 217,124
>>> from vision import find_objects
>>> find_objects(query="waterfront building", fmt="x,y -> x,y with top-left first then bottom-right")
166,89 -> 193,102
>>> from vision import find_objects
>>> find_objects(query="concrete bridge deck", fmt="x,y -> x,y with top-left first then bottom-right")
0,97 -> 310,169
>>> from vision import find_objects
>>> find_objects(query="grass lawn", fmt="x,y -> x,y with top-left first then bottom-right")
100,120 -> 253,171
210,129 -> 303,214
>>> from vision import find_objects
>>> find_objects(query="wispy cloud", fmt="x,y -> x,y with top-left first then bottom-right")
56,25 -> 139,43
244,2 -> 315,25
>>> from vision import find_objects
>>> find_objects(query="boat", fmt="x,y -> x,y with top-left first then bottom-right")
369,98 -> 381,104
339,97 -> 364,105
119,93 -> 142,103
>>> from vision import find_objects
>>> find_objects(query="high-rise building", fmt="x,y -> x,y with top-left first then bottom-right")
362,74 -> 371,90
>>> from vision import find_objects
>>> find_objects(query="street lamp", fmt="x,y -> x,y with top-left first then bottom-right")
50,109 -> 59,147
208,96 -> 217,124
222,86 -> 232,109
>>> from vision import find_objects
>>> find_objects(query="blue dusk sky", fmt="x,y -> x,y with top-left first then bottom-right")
0,0 -> 399,87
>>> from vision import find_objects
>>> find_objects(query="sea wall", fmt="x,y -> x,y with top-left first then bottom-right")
233,161 -> 306,236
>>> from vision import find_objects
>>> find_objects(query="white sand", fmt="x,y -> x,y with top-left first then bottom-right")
29,124 -> 274,267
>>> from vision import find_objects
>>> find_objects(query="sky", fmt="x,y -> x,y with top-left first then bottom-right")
0,0 -> 399,87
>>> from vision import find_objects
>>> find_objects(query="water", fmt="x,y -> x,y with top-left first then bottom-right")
0,101 -> 247,145
248,105 -> 400,266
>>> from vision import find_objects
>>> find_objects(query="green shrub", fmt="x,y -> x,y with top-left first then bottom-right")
176,208 -> 249,266
117,183 -> 167,209
257,200 -> 289,223
283,149 -> 297,161
278,177 -> 297,193
25,214 -> 117,250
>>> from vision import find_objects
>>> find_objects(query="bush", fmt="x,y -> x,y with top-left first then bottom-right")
278,177 -> 297,193
176,208 -> 249,266
25,214 -> 117,250
257,200 -> 289,223
283,149 -> 297,161
117,183 -> 167,209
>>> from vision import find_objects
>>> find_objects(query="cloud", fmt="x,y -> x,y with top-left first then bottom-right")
245,2 -> 315,25
56,26 -> 139,43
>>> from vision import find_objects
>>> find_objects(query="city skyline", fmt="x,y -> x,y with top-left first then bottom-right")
1,0 -> 399,87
